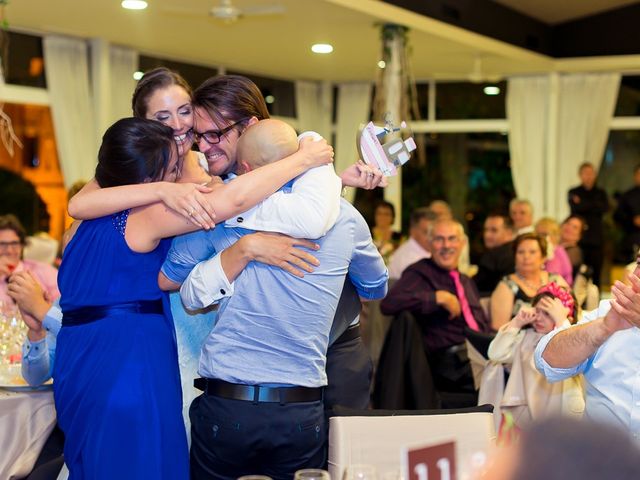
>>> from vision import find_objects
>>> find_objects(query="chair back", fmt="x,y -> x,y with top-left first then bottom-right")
328,408 -> 495,479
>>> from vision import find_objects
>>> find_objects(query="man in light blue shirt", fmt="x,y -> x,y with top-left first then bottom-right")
161,120 -> 388,479
535,260 -> 640,439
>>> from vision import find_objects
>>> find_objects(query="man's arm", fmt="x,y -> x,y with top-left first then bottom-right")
380,267 -> 438,316
536,279 -> 639,380
225,164 -> 342,239
541,316 -> 616,369
159,230 -> 219,290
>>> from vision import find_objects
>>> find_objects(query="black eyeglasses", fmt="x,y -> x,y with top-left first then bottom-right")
193,118 -> 248,145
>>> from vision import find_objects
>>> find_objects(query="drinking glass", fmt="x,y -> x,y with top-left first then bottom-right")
237,476 -> 272,480
294,469 -> 331,480
342,464 -> 378,480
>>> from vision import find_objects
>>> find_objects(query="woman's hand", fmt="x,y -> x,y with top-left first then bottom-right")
340,160 -> 388,189
157,182 -> 217,230
298,136 -> 334,169
240,232 -> 320,278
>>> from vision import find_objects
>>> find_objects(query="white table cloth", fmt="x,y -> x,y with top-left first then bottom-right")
0,389 -> 57,480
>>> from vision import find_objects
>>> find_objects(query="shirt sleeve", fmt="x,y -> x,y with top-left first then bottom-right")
21,333 -> 56,387
534,324 -> 591,382
488,323 -> 524,363
380,267 -> 438,316
161,230 -> 219,284
180,253 -> 234,310
224,164 -> 342,239
21,301 -> 60,386
346,210 -> 388,300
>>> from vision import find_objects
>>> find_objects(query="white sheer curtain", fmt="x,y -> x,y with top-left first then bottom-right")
553,73 -> 620,221
44,35 -> 97,188
335,82 -> 372,202
109,45 -> 138,122
506,76 -> 550,220
294,80 -> 332,140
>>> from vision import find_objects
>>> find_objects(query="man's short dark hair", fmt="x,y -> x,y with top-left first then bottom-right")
409,207 -> 436,228
486,213 -> 514,232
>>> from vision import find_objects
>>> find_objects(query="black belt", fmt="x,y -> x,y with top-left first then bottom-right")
194,378 -> 323,404
62,300 -> 164,327
332,323 -> 361,346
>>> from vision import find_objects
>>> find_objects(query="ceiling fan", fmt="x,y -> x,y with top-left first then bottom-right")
164,0 -> 286,23
212,0 -> 285,21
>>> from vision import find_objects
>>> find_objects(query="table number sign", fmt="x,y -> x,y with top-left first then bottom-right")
402,440 -> 456,480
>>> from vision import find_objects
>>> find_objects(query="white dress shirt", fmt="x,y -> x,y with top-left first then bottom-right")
387,237 -> 430,280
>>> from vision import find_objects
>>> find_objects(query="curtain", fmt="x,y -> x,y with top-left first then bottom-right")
553,73 -> 620,221
506,76 -> 550,220
294,80 -> 332,140
44,35 -> 98,188
335,82 -> 372,202
109,45 -> 138,122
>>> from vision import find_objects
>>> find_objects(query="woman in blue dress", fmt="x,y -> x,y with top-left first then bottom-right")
55,117 -> 332,479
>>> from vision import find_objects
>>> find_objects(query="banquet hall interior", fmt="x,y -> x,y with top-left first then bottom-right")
3,0 -> 640,479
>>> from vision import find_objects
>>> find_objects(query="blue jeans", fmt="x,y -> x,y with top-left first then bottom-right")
189,393 -> 326,480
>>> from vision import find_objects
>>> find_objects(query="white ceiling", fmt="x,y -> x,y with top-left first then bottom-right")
7,0 -> 640,83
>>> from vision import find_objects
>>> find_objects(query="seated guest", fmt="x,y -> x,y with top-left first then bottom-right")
559,215 -> 585,279
480,283 -> 584,431
371,200 -> 402,263
474,214 -> 516,296
535,217 -> 573,286
0,214 -> 59,306
490,233 -> 569,330
509,198 -> 534,235
387,207 -> 435,281
381,219 -> 491,397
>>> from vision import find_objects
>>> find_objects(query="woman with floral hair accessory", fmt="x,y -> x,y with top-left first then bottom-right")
479,282 -> 584,431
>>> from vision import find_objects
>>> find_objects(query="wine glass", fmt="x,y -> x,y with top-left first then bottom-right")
294,469 -> 331,480
342,464 -> 378,480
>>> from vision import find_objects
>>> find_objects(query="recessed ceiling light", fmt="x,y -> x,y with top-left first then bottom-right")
122,0 -> 148,10
483,86 -> 500,96
377,60 -> 386,69
265,95 -> 275,104
133,71 -> 144,80
311,43 -> 333,54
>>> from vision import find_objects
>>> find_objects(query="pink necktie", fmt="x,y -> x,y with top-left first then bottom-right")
449,270 -> 480,331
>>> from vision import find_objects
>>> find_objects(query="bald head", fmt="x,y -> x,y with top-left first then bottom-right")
236,119 -> 298,173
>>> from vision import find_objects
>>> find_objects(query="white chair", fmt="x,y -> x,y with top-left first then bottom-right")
328,410 -> 496,479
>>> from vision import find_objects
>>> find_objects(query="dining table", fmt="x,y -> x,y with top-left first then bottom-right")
0,384 -> 57,479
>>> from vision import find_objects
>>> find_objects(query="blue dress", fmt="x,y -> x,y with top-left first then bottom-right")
54,211 -> 189,479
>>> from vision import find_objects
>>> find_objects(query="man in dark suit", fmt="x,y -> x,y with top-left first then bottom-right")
614,164 -> 640,263
568,162 -> 609,286
474,214 -> 516,296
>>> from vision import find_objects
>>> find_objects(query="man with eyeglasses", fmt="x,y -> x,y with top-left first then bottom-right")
380,219 -> 491,405
0,214 -> 59,309
536,252 -> 640,440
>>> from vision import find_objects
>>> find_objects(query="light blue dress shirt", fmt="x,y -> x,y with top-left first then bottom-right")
21,299 -> 61,386
535,300 -> 640,439
162,199 -> 388,387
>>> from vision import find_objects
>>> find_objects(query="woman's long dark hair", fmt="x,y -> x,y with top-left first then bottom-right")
95,118 -> 176,188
